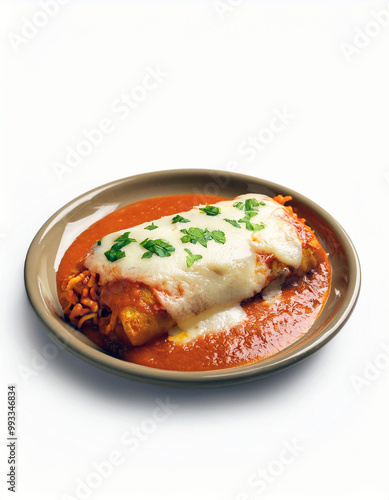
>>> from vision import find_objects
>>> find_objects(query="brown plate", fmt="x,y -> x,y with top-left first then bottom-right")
24,170 -> 361,387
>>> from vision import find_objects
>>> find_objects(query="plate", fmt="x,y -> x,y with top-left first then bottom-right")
24,169 -> 361,387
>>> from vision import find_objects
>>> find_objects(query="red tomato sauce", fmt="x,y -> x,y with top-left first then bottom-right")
57,194 -> 331,371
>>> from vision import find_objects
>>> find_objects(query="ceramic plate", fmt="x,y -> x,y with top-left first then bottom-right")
24,170 -> 361,387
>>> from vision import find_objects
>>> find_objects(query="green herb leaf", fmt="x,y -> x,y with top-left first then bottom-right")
259,201 -> 266,206
180,227 -> 225,246
233,201 -> 244,210
244,198 -> 260,211
210,230 -> 226,244
144,222 -> 158,231
104,231 -> 136,262
180,234 -> 191,243
224,218 -> 241,228
184,248 -> 203,268
140,238 -> 175,258
245,211 -> 259,218
245,222 -> 266,231
104,249 -> 126,262
114,232 -> 134,245
180,227 -> 212,247
172,215 -> 190,224
238,212 -> 257,223
97,239 -> 102,246
199,205 -> 221,216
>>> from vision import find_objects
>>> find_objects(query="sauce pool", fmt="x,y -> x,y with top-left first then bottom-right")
57,194 -> 331,371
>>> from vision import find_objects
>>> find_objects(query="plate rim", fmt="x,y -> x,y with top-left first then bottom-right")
24,169 -> 361,387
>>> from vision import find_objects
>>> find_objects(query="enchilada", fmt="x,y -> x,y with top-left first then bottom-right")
57,193 -> 331,370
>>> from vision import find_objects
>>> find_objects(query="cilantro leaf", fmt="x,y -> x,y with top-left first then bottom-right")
199,205 -> 221,216
184,248 -> 203,268
180,227 -> 212,247
245,222 -> 266,231
140,238 -> 175,258
172,215 -> 190,224
180,234 -> 191,243
238,212 -> 257,223
259,201 -> 266,206
210,230 -> 226,244
233,201 -> 244,210
97,239 -> 102,246
104,249 -> 126,262
113,232 -> 135,245
244,198 -> 260,211
224,218 -> 241,228
180,227 -> 225,246
245,211 -> 259,218
104,231 -> 136,262
144,222 -> 158,231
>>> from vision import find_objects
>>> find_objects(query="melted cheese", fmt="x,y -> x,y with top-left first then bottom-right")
168,305 -> 246,344
85,194 -> 302,329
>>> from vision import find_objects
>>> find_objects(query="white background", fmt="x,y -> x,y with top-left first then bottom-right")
1,1 -> 389,499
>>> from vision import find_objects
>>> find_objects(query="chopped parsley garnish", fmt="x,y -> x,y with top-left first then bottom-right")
97,239 -> 102,246
114,232 -> 134,245
144,222 -> 158,231
199,205 -> 221,216
140,238 -> 175,258
234,198 -> 265,211
224,218 -> 241,228
246,222 -> 266,231
104,231 -> 136,262
238,212 -> 257,223
104,249 -> 126,262
184,248 -> 203,268
244,198 -> 260,211
235,207 -> 266,232
180,227 -> 225,247
180,227 -> 212,247
172,215 -> 190,224
210,229 -> 226,244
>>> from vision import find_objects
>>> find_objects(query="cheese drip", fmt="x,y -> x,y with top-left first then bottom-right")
85,194 -> 302,328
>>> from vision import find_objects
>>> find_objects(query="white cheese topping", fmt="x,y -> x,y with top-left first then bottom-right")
85,194 -> 302,329
168,305 -> 247,344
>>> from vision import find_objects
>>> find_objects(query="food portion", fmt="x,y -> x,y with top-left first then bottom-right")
57,193 -> 331,371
